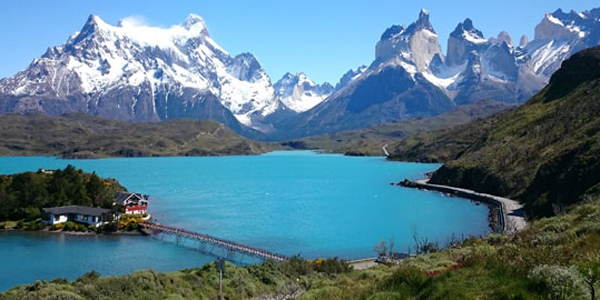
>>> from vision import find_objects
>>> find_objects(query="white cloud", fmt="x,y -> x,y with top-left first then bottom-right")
118,15 -> 149,28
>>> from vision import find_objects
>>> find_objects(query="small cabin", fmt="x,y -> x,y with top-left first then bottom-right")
42,206 -> 120,228
114,192 -> 149,215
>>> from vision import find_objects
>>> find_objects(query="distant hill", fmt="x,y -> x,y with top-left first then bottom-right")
0,113 -> 275,158
390,46 -> 600,217
286,100 -> 513,156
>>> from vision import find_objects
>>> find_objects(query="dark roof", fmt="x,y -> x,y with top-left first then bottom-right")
114,191 -> 148,205
42,205 -> 115,217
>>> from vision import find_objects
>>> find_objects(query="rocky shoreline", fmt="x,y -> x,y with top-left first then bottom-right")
396,179 -> 504,233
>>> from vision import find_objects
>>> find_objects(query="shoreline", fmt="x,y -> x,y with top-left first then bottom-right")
0,227 -> 147,237
397,179 -> 526,233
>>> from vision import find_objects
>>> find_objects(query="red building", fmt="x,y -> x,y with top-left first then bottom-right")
114,192 -> 149,215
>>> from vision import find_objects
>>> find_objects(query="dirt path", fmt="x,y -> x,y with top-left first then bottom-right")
350,259 -> 379,270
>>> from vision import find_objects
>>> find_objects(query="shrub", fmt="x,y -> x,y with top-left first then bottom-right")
77,224 -> 88,232
99,222 -> 118,232
0,223 -> 5,229
282,256 -> 312,277
313,257 -> 351,275
16,220 -> 24,229
62,221 -> 76,231
528,265 -> 589,300
125,221 -> 138,231
52,223 -> 63,231
51,277 -> 68,284
76,270 -> 100,283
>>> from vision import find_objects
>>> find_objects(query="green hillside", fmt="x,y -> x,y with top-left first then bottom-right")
0,113 -> 276,158
288,100 -> 512,156
390,46 -> 600,218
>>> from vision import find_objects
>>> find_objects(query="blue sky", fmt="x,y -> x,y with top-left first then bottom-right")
0,0 -> 598,84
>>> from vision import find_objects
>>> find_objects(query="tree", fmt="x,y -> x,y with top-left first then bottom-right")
578,259 -> 600,300
373,240 -> 387,258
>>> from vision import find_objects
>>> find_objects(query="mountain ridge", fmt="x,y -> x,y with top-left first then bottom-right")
0,8 -> 599,140
269,6 -> 600,138
390,45 -> 600,217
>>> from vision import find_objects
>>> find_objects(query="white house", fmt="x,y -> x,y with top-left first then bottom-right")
114,192 -> 149,215
42,206 -> 120,228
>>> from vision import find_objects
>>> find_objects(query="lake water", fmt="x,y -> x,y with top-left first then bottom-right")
0,151 -> 489,290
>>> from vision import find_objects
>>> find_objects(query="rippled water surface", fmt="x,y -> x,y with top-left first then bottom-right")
0,151 -> 489,290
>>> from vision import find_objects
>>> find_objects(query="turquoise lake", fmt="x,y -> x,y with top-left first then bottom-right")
0,151 -> 489,290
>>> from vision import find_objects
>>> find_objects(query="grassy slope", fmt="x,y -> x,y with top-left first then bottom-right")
0,113 -> 277,158
4,196 -> 600,300
288,100 -> 512,156
390,46 -> 600,217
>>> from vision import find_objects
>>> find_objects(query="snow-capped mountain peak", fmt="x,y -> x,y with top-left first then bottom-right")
335,65 -> 367,91
0,14 -> 279,129
375,10 -> 443,72
274,72 -> 333,113
181,13 -> 206,30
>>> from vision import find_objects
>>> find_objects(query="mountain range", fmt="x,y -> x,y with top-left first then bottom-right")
389,44 -> 600,217
0,8 -> 599,139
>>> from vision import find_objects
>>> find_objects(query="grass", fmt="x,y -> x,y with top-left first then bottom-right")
0,113 -> 278,158
3,197 -> 600,299
0,221 -> 17,229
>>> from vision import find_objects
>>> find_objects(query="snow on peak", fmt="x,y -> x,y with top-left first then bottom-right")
274,72 -> 333,112
182,13 -> 206,29
375,9 -> 442,71
413,8 -> 434,32
1,13 -> 280,129
546,13 -> 564,26
451,18 -> 487,45
335,65 -> 367,90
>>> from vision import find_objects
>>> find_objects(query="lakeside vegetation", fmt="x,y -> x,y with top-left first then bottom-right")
0,165 -> 156,234
0,113 -> 276,158
2,196 -> 600,299
0,165 -> 123,223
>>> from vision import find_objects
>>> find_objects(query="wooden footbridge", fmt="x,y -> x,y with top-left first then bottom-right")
140,222 -> 288,262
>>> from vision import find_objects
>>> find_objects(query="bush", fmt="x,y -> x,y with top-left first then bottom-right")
76,270 -> 100,283
282,256 -> 312,277
99,222 -> 118,233
16,220 -> 24,229
62,221 -> 76,231
51,277 -> 68,284
313,257 -> 352,275
528,265 -> 589,300
0,223 -> 5,229
77,224 -> 88,232
125,221 -> 138,231
52,223 -> 63,231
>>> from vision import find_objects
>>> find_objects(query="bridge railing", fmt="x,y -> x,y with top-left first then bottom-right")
140,222 -> 288,262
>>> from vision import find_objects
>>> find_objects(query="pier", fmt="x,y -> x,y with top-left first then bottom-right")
140,222 -> 288,262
